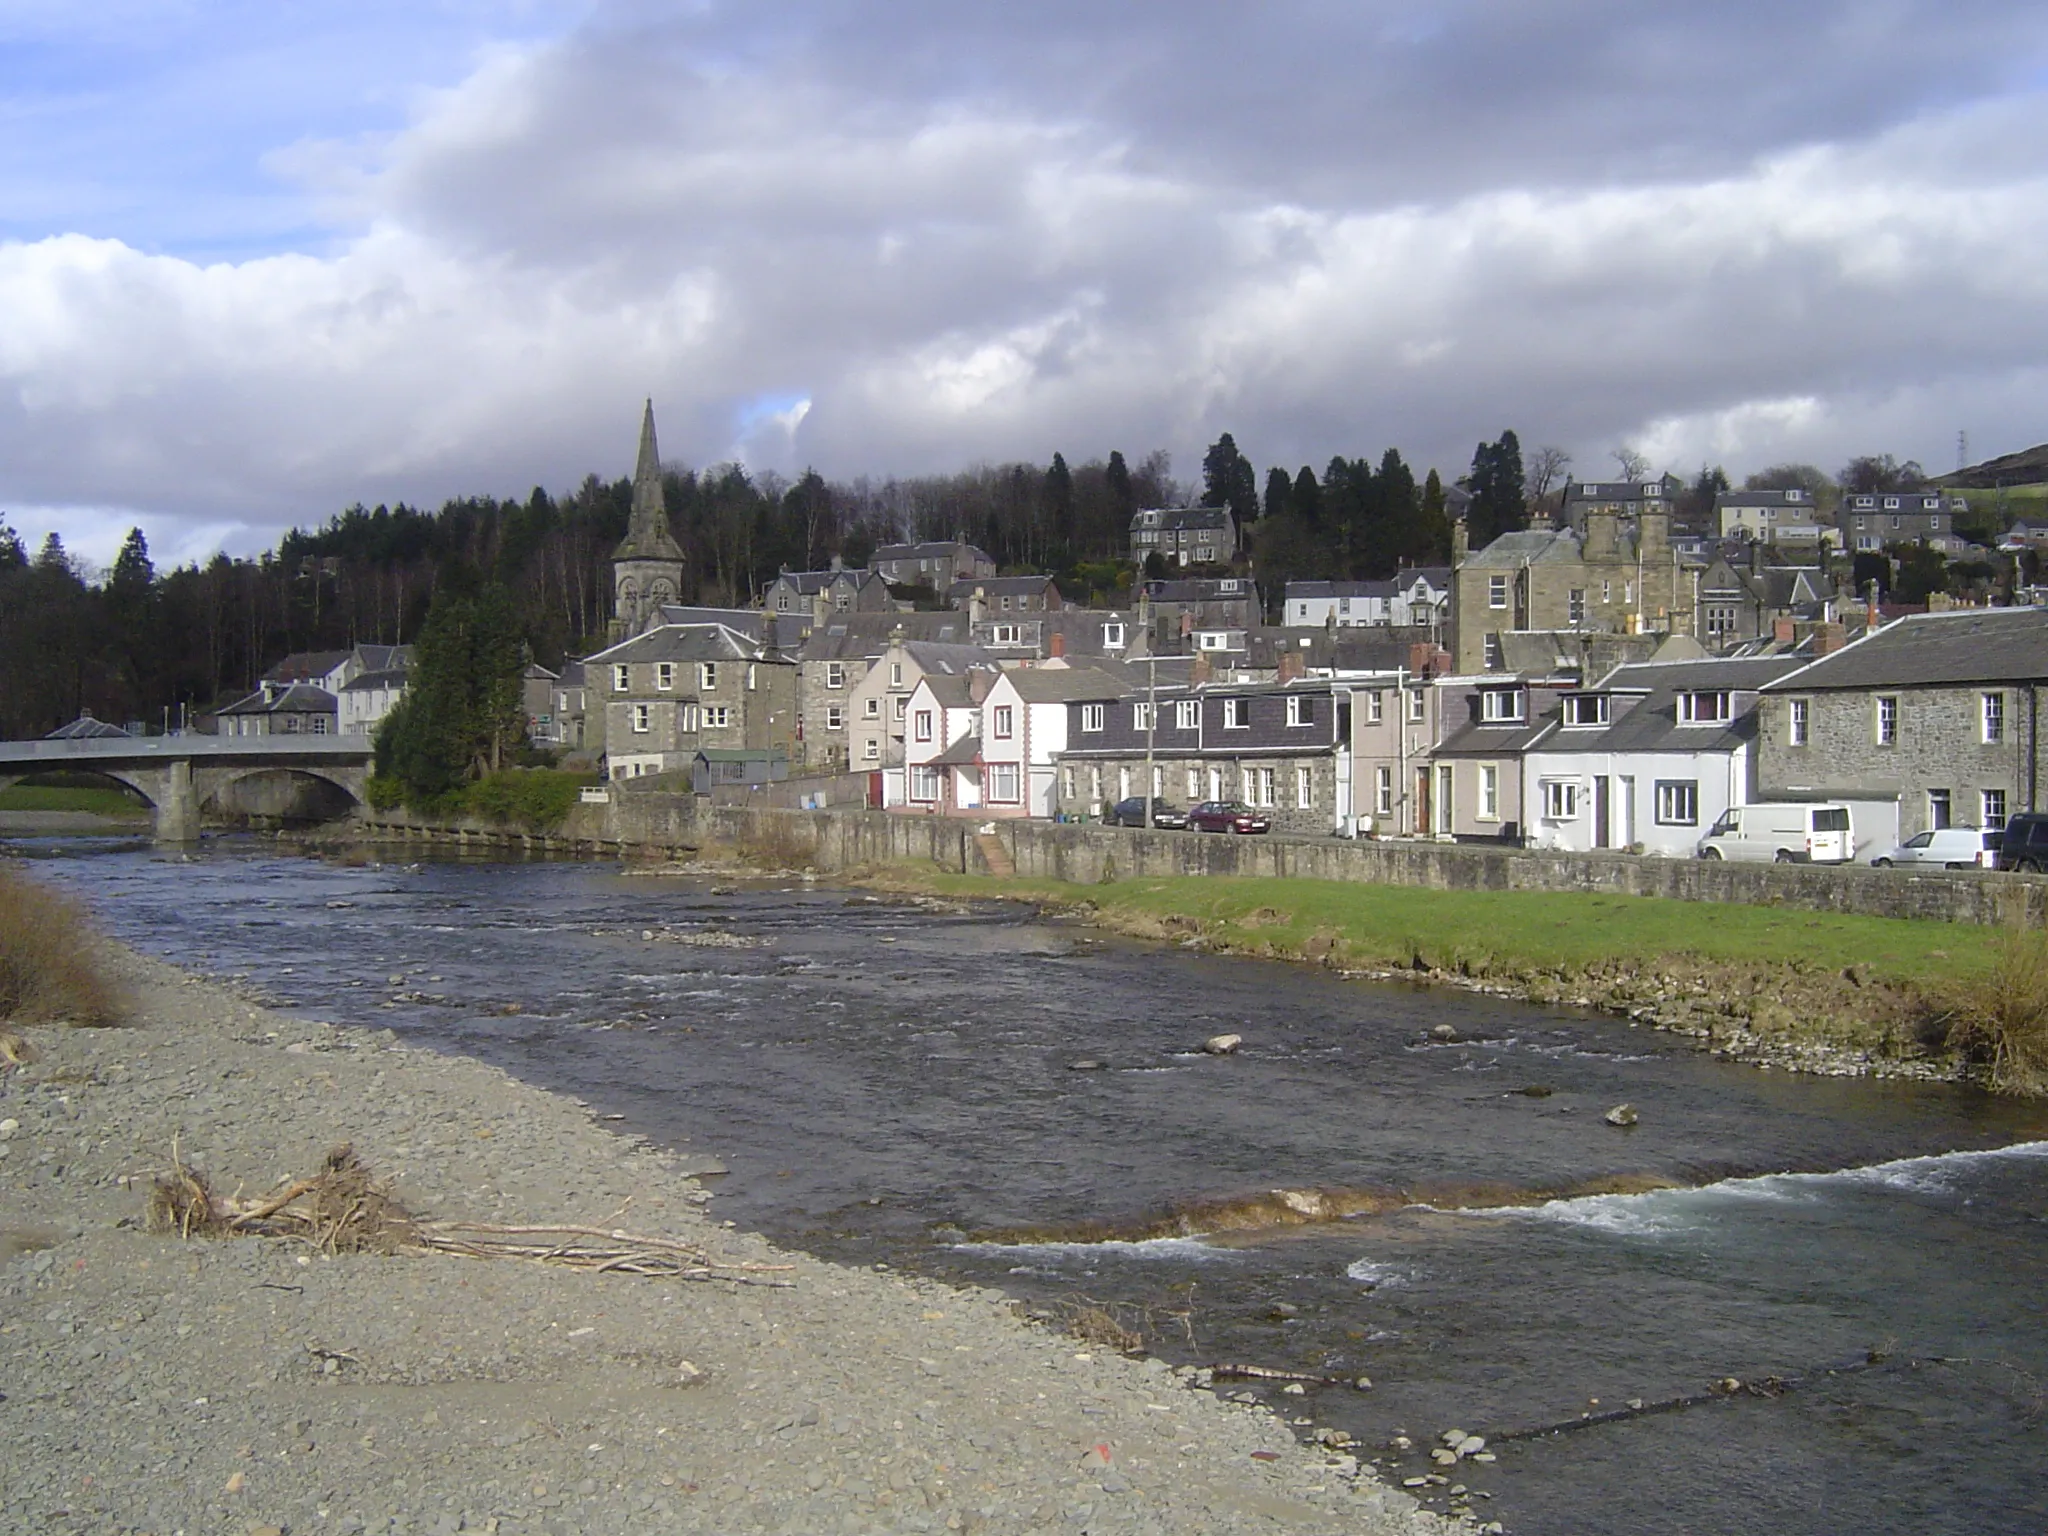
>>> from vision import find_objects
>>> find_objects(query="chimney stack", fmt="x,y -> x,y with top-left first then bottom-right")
1773,616 -> 1796,644
1584,507 -> 1619,561
1190,651 -> 1212,685
1452,517 -> 1469,563
1048,630 -> 1066,660
1278,647 -> 1306,684
1812,621 -> 1847,656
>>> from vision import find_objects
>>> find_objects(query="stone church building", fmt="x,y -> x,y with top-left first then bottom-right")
610,399 -> 686,639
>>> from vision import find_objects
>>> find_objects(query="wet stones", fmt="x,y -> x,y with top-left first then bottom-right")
1604,1103 -> 1640,1128
1202,1033 -> 1243,1055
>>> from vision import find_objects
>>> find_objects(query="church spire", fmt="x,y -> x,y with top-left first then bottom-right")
613,397 -> 684,562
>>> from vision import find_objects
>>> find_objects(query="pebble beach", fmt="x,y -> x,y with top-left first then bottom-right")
1,943 -> 1451,1536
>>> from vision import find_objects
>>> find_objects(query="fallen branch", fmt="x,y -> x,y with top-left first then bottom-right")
147,1142 -> 791,1285
1207,1363 -> 1349,1386
1488,1350 -> 2043,1443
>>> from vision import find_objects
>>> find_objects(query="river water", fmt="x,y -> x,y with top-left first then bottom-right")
23,838 -> 2048,1534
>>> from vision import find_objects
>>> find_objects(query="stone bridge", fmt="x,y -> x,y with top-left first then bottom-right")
0,735 -> 375,842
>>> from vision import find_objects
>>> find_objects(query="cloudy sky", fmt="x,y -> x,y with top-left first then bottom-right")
5,0 -> 2048,568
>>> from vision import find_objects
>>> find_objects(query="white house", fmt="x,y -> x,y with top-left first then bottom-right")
900,671 -> 995,814
1285,569 -> 1450,629
975,662 -> 1135,818
1519,655 -> 1806,856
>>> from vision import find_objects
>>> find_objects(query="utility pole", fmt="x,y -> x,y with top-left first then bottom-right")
1143,650 -> 1157,829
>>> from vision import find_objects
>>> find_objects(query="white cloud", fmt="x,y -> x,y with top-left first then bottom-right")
7,2 -> 2048,554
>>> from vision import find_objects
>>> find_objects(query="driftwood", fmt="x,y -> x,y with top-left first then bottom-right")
1488,1350 -> 2043,1443
146,1142 -> 793,1286
1207,1363 -> 1350,1386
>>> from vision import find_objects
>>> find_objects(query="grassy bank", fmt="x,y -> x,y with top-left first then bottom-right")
0,783 -> 149,818
364,767 -> 596,831
0,861 -> 123,1025
866,867 -> 2017,1082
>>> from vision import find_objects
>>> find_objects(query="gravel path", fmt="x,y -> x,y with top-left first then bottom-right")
1,945 -> 1451,1536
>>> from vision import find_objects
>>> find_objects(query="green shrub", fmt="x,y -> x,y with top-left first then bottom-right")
364,774 -> 406,811
450,769 -> 595,831
1946,921 -> 2048,1096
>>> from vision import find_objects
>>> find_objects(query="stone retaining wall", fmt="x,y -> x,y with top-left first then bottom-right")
353,797 -> 2048,927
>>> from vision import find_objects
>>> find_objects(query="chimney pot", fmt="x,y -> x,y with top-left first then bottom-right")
1049,631 -> 1066,659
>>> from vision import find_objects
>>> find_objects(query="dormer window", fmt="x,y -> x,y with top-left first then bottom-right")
1677,690 -> 1731,724
1102,622 -> 1125,649
1479,688 -> 1525,724
1562,694 -> 1610,727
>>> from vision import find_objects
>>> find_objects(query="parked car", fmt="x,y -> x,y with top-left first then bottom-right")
1695,802 -> 1853,864
1188,800 -> 1271,834
1108,796 -> 1188,829
1997,812 -> 2048,872
1870,827 -> 2000,870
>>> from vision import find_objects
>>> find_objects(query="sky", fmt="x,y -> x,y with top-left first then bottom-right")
5,0 -> 2048,570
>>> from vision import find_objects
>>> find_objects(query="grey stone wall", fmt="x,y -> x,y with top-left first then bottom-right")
1758,683 -> 2043,839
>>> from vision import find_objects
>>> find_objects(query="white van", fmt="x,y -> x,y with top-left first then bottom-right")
1696,803 -> 1853,864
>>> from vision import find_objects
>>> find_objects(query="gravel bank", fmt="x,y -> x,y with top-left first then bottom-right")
1,945 -> 1449,1536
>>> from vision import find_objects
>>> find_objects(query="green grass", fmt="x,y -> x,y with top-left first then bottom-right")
0,784 -> 150,818
902,872 -> 1998,989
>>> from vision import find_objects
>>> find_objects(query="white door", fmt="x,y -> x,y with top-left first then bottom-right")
1619,776 -> 1637,847
1435,765 -> 1454,835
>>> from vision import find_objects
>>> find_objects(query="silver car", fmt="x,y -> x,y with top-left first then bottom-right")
1870,826 -> 2001,870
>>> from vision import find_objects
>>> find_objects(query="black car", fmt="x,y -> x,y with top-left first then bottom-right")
1998,812 -> 2048,872
1108,796 -> 1188,829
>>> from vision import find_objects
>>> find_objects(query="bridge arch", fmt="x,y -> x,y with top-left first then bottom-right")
196,764 -> 365,827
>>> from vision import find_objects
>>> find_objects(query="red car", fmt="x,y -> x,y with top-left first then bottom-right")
1188,800 -> 1270,834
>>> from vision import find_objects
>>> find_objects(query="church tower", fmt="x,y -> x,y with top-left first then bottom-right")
610,399 -> 686,638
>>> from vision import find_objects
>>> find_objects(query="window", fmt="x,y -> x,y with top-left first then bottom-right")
1479,764 -> 1500,821
704,705 -> 730,728
700,663 -> 719,690
311,716 -> 328,734
1187,768 -> 1202,800
863,696 -> 880,719
1480,689 -> 1525,723
1654,780 -> 1699,825
863,737 -> 880,761
1176,699 -> 1198,730
1286,695 -> 1311,727
652,661 -> 673,691
1563,694 -> 1610,727
1366,691 -> 1384,724
1375,766 -> 1394,816
1152,764 -> 1165,798
1488,574 -> 1508,609
993,705 -> 1014,739
1081,704 -> 1105,733
612,664 -> 630,692
1483,634 -> 1503,670
890,662 -> 903,687
893,697 -> 907,721
826,662 -> 845,689
1248,766 -> 1275,807
910,765 -> 940,802
989,763 -> 1021,802
631,704 -> 650,734
1789,698 -> 1809,746
1000,595 -> 1012,611
1061,766 -> 1076,799
1602,580 -> 1612,603
1705,605 -> 1738,639
1540,779 -> 1579,820
991,624 -> 1019,645
1984,788 -> 2008,828
1876,696 -> 1898,746
1408,689 -> 1427,723
1568,588 -> 1586,626
914,710 -> 934,743
1102,623 -> 1125,648
1297,766 -> 1313,808
1198,632 -> 1230,651
1984,692 -> 2006,744
825,705 -> 844,731
679,704 -> 700,733
1677,691 -> 1731,724
1223,697 -> 1251,729
1133,702 -> 1155,732
776,592 -> 790,611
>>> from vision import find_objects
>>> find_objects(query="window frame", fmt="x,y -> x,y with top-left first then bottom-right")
1677,691 -> 1731,725
1488,574 -> 1508,610
1654,779 -> 1699,826
630,703 -> 650,735
1080,703 -> 1105,733
914,709 -> 934,744
1875,695 -> 1898,746
1788,697 -> 1808,747
1539,778 -> 1579,821
1223,697 -> 1251,729
655,662 -> 674,691
1478,763 -> 1500,821
1175,699 -> 1198,731
1984,691 -> 2006,744
992,704 -> 1015,740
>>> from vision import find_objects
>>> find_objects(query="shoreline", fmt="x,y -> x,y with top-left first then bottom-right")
839,864 -> 1976,1092
0,937 -> 1448,1535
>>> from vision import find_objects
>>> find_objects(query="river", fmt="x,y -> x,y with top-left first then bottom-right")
22,836 -> 2048,1533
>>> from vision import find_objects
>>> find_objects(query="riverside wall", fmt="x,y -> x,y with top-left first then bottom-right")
349,794 -> 2048,927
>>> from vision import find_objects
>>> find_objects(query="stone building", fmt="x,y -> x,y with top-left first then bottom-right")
760,560 -> 894,617
1051,675 -> 1352,835
1449,505 -> 1695,673
845,638 -> 999,777
610,401 -> 685,639
1757,606 -> 2048,850
586,622 -> 797,781
872,541 -> 996,589
793,610 -> 979,771
1128,506 -> 1236,567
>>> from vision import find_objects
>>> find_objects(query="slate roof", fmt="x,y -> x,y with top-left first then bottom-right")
585,622 -> 762,665
1435,690 -> 1564,756
798,612 -> 972,659
262,649 -> 351,685
1554,656 -> 1809,754
899,641 -> 999,676
874,541 -> 994,564
918,674 -> 981,708
770,566 -> 889,597
45,713 -> 131,739
340,668 -> 408,693
352,644 -> 412,673
1762,607 -> 2048,692
927,734 -> 986,766
1001,661 -> 1138,703
1459,528 -> 1597,569
948,575 -> 1059,599
218,684 -> 338,716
